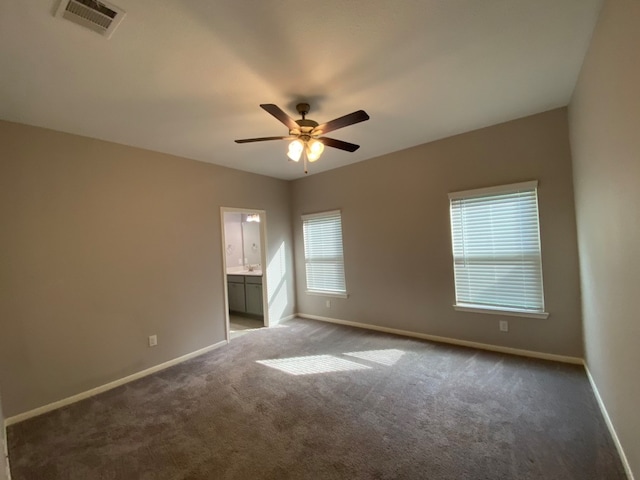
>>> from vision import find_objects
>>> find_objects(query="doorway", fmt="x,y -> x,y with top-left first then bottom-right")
220,207 -> 269,341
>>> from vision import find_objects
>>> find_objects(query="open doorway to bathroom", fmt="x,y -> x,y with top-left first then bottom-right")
220,207 -> 269,341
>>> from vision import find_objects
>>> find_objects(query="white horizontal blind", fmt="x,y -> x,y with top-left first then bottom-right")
449,181 -> 545,313
302,210 -> 346,294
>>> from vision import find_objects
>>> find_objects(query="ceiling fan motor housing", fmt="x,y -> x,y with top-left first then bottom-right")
293,118 -> 319,137
293,103 -> 318,136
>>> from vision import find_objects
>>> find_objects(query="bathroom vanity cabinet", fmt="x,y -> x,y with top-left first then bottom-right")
227,274 -> 263,315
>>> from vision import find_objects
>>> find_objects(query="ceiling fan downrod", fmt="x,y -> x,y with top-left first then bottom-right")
296,103 -> 310,120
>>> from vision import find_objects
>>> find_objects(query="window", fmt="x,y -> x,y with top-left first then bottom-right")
448,181 -> 547,318
302,210 -> 347,296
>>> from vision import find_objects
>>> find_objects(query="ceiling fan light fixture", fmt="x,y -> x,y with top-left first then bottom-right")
287,139 -> 303,162
306,139 -> 324,162
236,103 -> 369,173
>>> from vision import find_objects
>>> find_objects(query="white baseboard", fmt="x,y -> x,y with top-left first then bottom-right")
296,313 -> 584,365
1,423 -> 9,480
584,365 -> 635,480
5,340 -> 228,427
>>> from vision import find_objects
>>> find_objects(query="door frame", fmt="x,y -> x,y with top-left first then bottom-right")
220,207 -> 269,342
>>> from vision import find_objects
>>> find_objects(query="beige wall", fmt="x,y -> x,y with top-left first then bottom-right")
292,108 -> 583,357
568,0 -> 640,476
0,121 -> 295,418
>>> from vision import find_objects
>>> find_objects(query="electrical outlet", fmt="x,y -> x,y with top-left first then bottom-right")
148,334 -> 158,347
326,300 -> 331,308
499,321 -> 509,332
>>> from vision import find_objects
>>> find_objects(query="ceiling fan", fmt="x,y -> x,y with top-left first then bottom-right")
235,103 -> 370,174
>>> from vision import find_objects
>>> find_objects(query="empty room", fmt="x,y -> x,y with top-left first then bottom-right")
0,0 -> 638,479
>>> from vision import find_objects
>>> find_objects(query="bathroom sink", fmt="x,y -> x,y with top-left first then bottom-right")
226,265 -> 262,276
244,269 -> 262,276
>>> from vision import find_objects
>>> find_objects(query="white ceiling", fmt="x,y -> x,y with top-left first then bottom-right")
0,0 -> 602,180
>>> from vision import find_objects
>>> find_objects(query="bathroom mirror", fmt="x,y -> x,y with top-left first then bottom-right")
223,212 -> 262,270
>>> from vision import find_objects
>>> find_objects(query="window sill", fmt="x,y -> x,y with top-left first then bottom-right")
306,290 -> 349,299
453,304 -> 549,319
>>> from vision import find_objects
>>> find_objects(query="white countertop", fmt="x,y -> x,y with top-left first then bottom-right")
226,266 -> 262,276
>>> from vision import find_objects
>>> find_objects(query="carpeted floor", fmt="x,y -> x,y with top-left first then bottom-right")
8,318 -> 626,480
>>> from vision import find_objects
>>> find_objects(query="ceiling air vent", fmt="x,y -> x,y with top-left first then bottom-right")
55,0 -> 126,38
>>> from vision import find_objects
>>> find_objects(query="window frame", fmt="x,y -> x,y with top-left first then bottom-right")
448,181 -> 549,319
301,209 -> 348,298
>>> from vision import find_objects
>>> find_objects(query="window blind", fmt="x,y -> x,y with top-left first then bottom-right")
448,181 -> 545,314
302,210 -> 346,295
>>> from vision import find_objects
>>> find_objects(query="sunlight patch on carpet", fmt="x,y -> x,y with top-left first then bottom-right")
343,349 -> 406,366
257,355 -> 371,375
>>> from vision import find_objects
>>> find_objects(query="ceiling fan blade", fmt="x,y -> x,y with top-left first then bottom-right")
313,110 -> 369,135
260,104 -> 299,131
318,137 -> 360,152
235,136 -> 293,144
